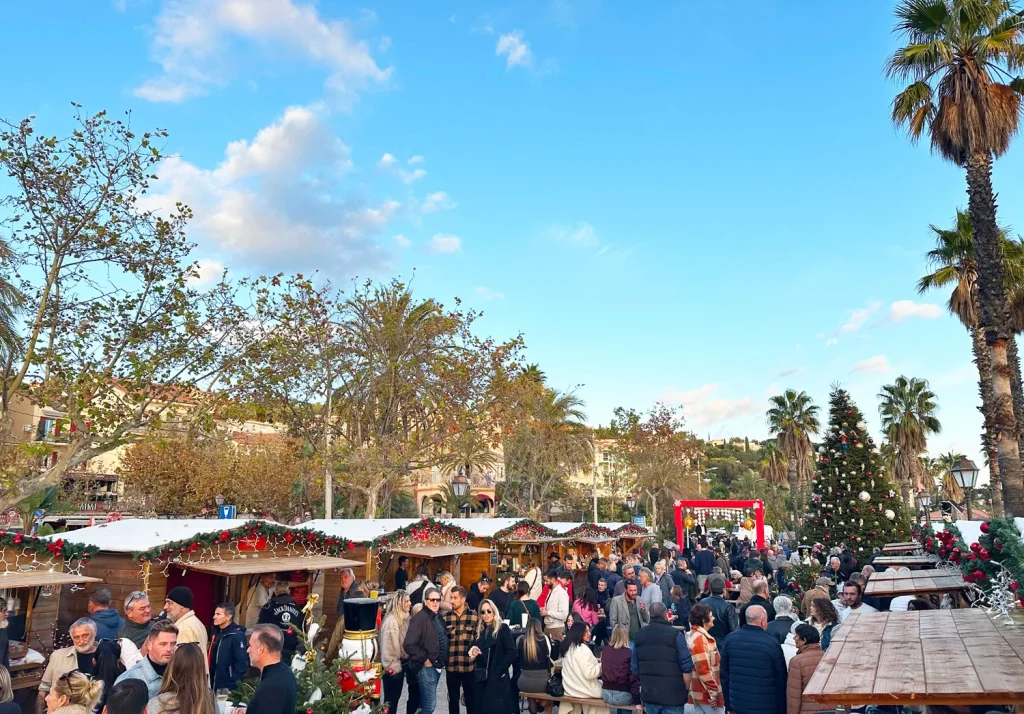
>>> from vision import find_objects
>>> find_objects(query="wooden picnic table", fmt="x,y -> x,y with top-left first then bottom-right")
871,554 -> 938,569
865,569 -> 969,598
803,609 -> 1024,707
882,541 -> 922,554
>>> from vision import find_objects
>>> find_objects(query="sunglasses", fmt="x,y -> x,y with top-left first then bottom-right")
426,598 -> 441,603
480,609 -> 494,615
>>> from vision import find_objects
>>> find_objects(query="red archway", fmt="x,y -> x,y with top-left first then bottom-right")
674,499 -> 765,550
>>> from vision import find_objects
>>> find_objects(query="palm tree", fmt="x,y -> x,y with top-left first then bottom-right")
936,451 -> 967,502
766,389 -> 820,526
917,209 -> 1024,515
759,442 -> 788,487
888,0 -> 1024,516
734,472 -> 765,500
437,481 -> 470,517
878,376 -> 942,504
0,237 -> 22,357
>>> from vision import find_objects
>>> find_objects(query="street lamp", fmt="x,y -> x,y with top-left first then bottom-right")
951,456 -> 980,520
215,494 -> 225,507
916,490 -> 932,525
625,495 -> 637,511
452,471 -> 470,517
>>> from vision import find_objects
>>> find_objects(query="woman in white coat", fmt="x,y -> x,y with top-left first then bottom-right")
558,621 -> 609,714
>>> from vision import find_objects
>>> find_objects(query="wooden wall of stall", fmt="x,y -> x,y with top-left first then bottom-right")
320,543 -> 372,636
0,550 -> 65,656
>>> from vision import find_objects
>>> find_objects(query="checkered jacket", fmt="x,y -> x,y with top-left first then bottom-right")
686,625 -> 723,707
442,607 -> 480,673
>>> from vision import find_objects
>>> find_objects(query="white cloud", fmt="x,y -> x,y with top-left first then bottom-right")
825,337 -> 838,348
496,30 -> 532,68
841,307 -> 871,334
890,299 -> 943,322
378,153 -> 426,183
140,104 -> 395,272
188,258 -> 225,285
408,155 -> 424,165
378,36 -> 391,52
815,332 -> 825,339
476,286 -> 504,301
135,0 -> 391,103
775,366 -> 805,378
393,234 -> 411,248
662,384 -> 759,430
422,191 -> 456,214
428,234 -> 462,254
396,168 -> 427,184
378,153 -> 398,168
549,222 -> 597,247
852,354 -> 893,375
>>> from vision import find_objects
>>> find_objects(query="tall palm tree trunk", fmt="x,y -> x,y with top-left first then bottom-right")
974,326 -> 1005,516
966,152 -> 1024,516
787,460 -> 800,530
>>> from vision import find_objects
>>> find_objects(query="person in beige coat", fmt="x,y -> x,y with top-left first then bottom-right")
164,587 -> 209,671
559,622 -> 609,714
786,624 -> 825,714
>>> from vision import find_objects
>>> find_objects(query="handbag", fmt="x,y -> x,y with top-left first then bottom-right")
546,671 -> 564,697
474,645 -> 490,683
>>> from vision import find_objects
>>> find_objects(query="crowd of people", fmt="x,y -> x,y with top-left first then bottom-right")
380,535 -> 950,714
27,581 -> 300,714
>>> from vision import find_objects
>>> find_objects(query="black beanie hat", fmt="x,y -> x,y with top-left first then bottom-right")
166,586 -> 193,609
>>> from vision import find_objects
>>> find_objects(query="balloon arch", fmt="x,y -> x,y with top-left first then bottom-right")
674,499 -> 765,550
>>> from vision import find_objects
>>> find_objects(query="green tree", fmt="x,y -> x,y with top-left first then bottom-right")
917,209 -> 1024,514
759,441 -> 788,487
878,376 -> 942,504
0,238 -> 22,358
0,108 -> 249,507
766,389 -> 821,526
887,0 -> 1024,515
803,386 -> 912,554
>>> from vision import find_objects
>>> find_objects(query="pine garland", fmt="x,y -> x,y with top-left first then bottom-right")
0,529 -> 96,563
927,518 -> 1024,604
560,523 -> 615,539
613,524 -> 651,538
371,517 -> 485,549
491,519 -> 556,541
133,520 -> 352,562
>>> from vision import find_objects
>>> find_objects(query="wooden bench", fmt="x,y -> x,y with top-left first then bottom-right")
522,692 -> 607,710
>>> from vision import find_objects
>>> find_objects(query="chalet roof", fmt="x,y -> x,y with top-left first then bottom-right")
50,518 -> 284,553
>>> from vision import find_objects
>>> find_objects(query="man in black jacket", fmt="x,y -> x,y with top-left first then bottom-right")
765,596 -> 798,645
243,625 -> 297,714
630,602 -> 693,714
403,587 -> 448,714
692,542 -> 716,592
257,582 -> 302,664
210,603 -> 249,691
738,580 -> 776,624
720,606 -> 787,714
704,576 -> 739,643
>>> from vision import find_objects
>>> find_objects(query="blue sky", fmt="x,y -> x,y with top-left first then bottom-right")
4,0 -> 1021,472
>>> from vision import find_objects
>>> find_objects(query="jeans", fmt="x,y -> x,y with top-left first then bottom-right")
644,705 -> 686,714
602,688 -> 634,714
447,669 -> 476,714
685,705 -> 725,714
417,666 -> 441,714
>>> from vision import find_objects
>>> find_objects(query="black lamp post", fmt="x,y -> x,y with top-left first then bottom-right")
452,470 -> 470,517
951,457 -> 980,520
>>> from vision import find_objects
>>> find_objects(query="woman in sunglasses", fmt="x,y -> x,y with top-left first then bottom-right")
44,671 -> 103,714
468,599 -> 517,714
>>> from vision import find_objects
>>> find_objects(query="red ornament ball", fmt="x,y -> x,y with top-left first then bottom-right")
981,521 -> 990,534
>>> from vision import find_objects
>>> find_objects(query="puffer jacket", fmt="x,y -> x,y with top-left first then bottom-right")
380,613 -> 409,673
720,625 -> 788,714
786,643 -> 823,714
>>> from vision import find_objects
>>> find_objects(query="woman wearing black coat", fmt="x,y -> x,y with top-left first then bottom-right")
469,599 -> 518,714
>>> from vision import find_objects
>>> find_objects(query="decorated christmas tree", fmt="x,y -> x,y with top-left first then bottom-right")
801,386 -> 911,555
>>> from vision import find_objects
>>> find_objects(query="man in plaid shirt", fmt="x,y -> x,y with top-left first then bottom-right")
442,586 -> 479,714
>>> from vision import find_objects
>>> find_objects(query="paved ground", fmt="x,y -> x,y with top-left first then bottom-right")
396,672 -> 455,714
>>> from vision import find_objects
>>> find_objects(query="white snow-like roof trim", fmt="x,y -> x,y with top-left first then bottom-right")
50,519 -> 284,553
301,519 -> 422,543
542,522 -> 622,535
437,518 -> 534,538
933,517 -> 1024,549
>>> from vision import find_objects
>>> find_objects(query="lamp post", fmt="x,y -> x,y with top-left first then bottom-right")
215,494 -> 235,519
916,490 -> 932,526
950,456 -> 980,521
452,470 -> 470,517
625,495 -> 637,511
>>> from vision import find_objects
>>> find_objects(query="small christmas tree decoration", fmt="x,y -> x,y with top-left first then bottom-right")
801,386 -> 909,551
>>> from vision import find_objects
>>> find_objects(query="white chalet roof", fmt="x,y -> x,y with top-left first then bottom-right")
543,522 -> 625,535
438,518 -> 532,538
302,519 -> 422,543
52,519 -> 283,553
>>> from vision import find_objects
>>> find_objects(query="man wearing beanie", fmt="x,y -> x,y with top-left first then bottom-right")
164,586 -> 209,671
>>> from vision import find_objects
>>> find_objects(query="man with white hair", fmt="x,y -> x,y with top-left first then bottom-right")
766,595 -> 798,645
720,605 -> 788,714
637,568 -> 662,610
38,617 -> 98,710
739,579 -> 776,624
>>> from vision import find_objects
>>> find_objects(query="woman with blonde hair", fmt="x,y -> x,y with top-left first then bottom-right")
438,572 -> 456,613
381,590 -> 418,714
146,643 -> 215,714
515,618 -> 552,714
468,599 -> 517,714
43,670 -> 103,714
0,666 -> 20,714
600,625 -> 639,714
